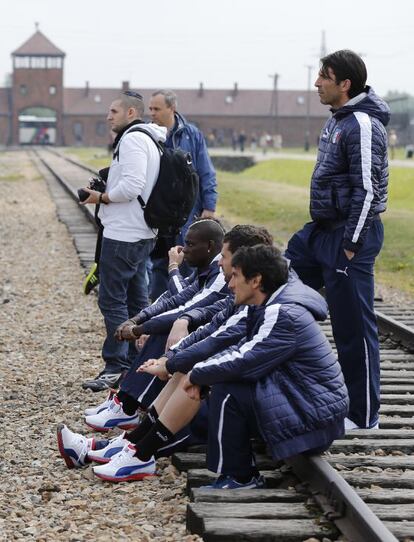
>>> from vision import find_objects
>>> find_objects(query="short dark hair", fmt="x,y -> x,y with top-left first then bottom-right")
231,244 -> 288,295
119,91 -> 145,118
223,225 -> 273,254
188,217 -> 225,247
320,49 -> 367,99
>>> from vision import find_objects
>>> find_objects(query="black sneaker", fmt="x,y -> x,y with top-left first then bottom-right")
83,263 -> 99,295
82,371 -> 123,392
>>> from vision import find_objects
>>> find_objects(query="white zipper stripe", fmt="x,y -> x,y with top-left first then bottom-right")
217,394 -> 231,473
352,112 -> 373,243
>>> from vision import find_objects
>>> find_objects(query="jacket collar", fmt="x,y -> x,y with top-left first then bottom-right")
112,119 -> 144,149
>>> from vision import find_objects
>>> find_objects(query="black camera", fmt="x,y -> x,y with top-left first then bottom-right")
89,176 -> 107,193
78,169 -> 108,202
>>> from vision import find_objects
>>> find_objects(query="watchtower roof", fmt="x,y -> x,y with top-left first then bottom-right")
12,30 -> 65,57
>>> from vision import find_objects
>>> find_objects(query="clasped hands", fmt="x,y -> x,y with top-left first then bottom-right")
114,319 -> 143,341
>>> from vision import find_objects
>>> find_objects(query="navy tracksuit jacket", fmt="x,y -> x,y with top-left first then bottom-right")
285,87 -> 389,429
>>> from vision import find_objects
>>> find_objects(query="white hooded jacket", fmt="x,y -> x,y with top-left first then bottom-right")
99,122 -> 167,242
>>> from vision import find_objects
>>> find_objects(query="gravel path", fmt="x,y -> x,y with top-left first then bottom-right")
0,152 -> 200,542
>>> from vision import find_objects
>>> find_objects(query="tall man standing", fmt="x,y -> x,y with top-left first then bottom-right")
81,91 -> 167,391
285,50 -> 390,430
149,90 -> 217,298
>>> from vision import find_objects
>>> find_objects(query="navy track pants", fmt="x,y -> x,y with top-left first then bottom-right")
285,219 -> 384,428
119,334 -> 168,409
207,382 -> 260,478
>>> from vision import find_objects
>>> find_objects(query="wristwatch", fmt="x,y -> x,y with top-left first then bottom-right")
99,193 -> 107,205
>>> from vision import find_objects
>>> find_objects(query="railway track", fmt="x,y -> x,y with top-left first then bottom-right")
31,146 -> 414,542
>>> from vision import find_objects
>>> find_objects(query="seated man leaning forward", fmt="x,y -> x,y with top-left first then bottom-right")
57,244 -> 348,485
57,225 -> 274,466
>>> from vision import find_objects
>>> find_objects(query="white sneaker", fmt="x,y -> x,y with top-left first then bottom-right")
84,391 -> 115,417
84,395 -> 140,432
93,443 -> 155,482
57,424 -> 95,469
88,432 -> 129,464
344,417 -> 379,431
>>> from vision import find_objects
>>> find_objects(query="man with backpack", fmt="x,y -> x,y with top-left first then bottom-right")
148,89 -> 218,299
80,91 -> 167,392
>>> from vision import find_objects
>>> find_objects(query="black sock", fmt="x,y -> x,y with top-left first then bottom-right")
127,406 -> 158,444
135,418 -> 174,461
117,390 -> 139,416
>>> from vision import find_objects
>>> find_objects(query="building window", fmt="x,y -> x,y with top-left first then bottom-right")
47,57 -> 62,69
30,57 -> 47,68
96,121 -> 106,137
73,122 -> 84,143
19,85 -> 28,96
15,56 -> 30,68
49,85 -> 57,95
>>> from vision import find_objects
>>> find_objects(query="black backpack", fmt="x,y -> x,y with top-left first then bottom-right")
118,126 -> 199,232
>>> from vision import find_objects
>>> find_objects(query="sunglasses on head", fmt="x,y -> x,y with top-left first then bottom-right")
123,90 -> 143,100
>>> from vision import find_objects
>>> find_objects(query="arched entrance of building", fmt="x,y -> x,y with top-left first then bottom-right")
18,106 -> 57,144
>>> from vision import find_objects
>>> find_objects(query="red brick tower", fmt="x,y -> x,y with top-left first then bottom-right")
11,28 -> 65,144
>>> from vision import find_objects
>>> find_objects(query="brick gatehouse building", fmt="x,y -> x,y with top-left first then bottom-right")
0,29 -> 330,147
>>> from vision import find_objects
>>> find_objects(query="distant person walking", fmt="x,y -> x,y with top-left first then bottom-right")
388,129 -> 398,160
231,131 -> 238,151
285,50 -> 390,431
238,130 -> 246,152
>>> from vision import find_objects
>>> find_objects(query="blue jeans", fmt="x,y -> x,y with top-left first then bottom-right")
98,237 -> 155,373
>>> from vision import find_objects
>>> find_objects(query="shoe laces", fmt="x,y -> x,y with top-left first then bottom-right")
110,443 -> 136,465
107,432 -> 126,445
108,396 -> 122,413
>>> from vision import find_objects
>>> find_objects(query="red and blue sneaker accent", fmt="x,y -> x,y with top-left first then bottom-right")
84,395 -> 140,432
57,424 -> 95,469
84,390 -> 116,417
87,432 -> 128,464
92,443 -> 155,482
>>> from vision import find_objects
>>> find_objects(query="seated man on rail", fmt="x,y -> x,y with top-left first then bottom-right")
58,245 -> 348,486
57,225 -> 274,465
83,217 -> 228,430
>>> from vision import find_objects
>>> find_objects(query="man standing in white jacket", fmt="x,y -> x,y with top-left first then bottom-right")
81,91 -> 167,391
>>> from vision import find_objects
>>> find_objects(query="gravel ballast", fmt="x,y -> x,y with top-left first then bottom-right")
0,152 -> 200,541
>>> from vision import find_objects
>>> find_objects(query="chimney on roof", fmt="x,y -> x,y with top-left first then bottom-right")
122,81 -> 130,91
85,81 -> 89,97
232,82 -> 238,98
198,82 -> 204,97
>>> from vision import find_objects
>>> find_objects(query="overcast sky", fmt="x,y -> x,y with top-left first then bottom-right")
1,0 -> 413,97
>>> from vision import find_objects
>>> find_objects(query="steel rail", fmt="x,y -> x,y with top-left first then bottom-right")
44,145 -> 98,175
286,454 -> 398,542
32,148 -> 96,226
376,309 -> 414,352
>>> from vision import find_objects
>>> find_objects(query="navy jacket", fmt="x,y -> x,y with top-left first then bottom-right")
166,298 -> 246,374
167,113 -> 217,236
137,256 -> 229,334
190,280 -> 349,460
181,296 -> 231,331
166,273 -> 298,374
152,267 -> 195,306
310,87 -> 389,253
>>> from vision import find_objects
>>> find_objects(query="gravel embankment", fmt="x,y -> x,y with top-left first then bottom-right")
0,152 -> 200,542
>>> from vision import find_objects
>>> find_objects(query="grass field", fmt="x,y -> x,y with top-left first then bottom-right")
64,147 -> 414,296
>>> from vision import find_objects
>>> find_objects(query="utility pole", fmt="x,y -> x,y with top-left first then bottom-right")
320,30 -> 327,59
269,73 -> 279,135
305,65 -> 312,151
